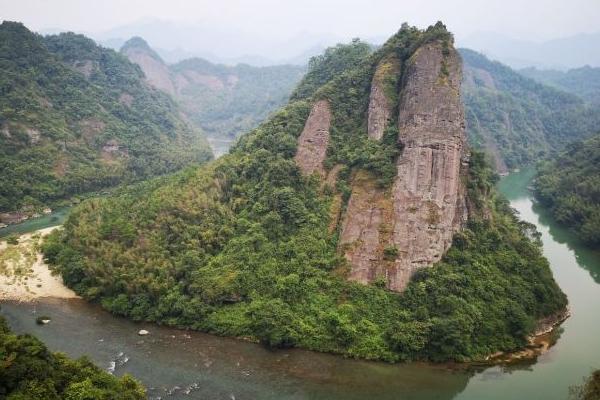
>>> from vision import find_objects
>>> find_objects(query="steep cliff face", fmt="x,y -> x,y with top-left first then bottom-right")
367,56 -> 400,140
340,41 -> 468,292
389,43 -> 468,291
339,171 -> 392,283
294,100 -> 332,177
47,24 -> 568,363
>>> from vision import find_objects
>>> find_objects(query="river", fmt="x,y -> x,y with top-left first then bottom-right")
0,207 -> 71,238
1,169 -> 599,399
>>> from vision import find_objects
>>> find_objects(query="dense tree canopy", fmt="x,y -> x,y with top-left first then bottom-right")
521,66 -> 600,105
0,22 -> 212,213
460,48 -> 600,170
535,133 -> 600,248
121,36 -> 305,142
0,314 -> 145,399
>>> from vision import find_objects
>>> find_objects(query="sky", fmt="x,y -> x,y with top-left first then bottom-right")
2,0 -> 600,66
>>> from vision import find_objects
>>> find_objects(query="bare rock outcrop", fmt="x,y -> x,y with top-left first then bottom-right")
339,171 -> 393,283
340,42 -> 468,292
123,48 -> 176,96
388,43 -> 467,291
294,100 -> 331,177
24,127 -> 41,144
79,118 -> 106,142
72,60 -> 95,78
367,56 -> 400,140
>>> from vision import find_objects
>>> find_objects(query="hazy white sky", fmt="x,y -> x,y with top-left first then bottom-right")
2,0 -> 599,42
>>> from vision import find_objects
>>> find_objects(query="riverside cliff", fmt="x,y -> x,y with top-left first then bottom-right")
339,41 -> 468,291
44,23 -> 567,363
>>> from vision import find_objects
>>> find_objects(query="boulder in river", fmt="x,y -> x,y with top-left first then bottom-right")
138,329 -> 149,336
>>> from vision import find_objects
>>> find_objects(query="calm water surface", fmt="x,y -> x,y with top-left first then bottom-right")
0,207 -> 71,238
2,169 -> 599,399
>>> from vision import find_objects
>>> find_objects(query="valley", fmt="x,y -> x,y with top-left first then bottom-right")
1,6 -> 600,399
2,169 -> 599,399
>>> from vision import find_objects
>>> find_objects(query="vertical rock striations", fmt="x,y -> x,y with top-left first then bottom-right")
339,171 -> 393,283
367,56 -> 400,140
389,43 -> 467,291
340,41 -> 468,292
294,100 -> 332,177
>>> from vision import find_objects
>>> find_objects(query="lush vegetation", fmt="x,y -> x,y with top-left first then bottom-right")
0,314 -> 145,399
535,134 -> 600,248
43,23 -> 566,362
289,38 -> 372,100
571,370 -> 600,400
460,48 -> 600,170
0,22 -> 212,213
121,37 -> 305,141
521,66 -> 600,105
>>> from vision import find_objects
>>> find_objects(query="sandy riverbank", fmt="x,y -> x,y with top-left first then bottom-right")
0,227 -> 78,302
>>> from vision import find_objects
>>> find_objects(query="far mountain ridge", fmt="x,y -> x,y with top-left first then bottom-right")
120,36 -> 305,153
460,48 -> 600,171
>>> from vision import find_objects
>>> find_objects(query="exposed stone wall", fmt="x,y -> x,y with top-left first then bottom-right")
339,171 -> 393,284
339,42 -> 468,292
389,43 -> 467,291
123,48 -> 176,96
367,56 -> 400,140
294,100 -> 331,177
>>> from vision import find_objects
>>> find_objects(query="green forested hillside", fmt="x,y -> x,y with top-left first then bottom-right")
0,22 -> 212,213
520,66 -> 600,105
43,24 -> 566,362
535,133 -> 600,248
121,37 -> 305,143
460,48 -> 599,170
0,314 -> 145,399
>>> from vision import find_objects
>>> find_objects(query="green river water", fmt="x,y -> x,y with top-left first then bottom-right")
1,169 -> 599,399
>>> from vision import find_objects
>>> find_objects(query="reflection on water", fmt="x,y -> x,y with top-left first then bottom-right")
533,202 -> 600,284
2,168 -> 600,399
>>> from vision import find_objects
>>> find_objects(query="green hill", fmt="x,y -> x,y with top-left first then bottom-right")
0,22 -> 212,214
520,65 -> 600,105
121,37 -> 305,152
44,23 -> 566,363
460,48 -> 599,171
535,133 -> 600,248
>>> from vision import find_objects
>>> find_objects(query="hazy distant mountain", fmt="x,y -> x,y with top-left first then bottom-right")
121,37 -> 305,155
460,31 -> 600,69
520,66 -> 600,105
91,18 -> 342,66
